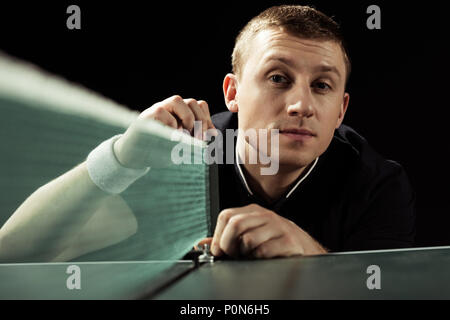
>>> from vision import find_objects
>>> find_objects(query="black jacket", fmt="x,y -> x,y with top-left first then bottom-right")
212,111 -> 416,252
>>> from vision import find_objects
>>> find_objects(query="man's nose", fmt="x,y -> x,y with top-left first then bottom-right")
286,87 -> 314,118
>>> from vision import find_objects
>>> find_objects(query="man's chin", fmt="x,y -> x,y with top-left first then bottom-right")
277,152 -> 317,170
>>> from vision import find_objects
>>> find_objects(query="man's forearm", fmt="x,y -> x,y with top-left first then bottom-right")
0,162 -> 116,262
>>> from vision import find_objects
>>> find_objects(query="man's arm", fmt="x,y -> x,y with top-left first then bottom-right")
0,162 -> 136,262
0,95 -> 216,262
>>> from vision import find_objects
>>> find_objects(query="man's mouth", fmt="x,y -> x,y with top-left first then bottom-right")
280,128 -> 316,142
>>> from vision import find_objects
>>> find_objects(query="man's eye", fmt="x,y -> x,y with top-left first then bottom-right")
313,81 -> 332,91
270,74 -> 289,84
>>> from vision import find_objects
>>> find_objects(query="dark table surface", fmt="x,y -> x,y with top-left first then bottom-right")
1,246 -> 449,299
154,246 -> 450,299
0,260 -> 195,299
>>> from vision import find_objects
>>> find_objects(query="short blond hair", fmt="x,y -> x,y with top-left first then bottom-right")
232,5 -> 351,85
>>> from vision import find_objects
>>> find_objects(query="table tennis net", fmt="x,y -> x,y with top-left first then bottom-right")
0,52 -> 217,264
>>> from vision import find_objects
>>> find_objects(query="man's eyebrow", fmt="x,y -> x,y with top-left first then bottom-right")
264,56 -> 297,68
314,65 -> 341,79
264,55 -> 341,79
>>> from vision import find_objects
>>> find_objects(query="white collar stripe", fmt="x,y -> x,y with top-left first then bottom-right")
235,146 -> 319,199
235,149 -> 254,195
285,156 -> 319,198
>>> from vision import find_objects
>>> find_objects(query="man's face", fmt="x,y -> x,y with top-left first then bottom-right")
230,28 -> 349,171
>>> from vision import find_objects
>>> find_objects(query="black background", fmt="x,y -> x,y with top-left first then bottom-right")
0,1 -> 448,247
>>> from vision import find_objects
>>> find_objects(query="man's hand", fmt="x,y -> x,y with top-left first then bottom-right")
199,204 -> 328,258
137,95 -> 216,139
113,95 -> 216,169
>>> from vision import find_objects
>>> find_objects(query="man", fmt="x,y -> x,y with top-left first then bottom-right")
104,4 -> 416,257
0,5 -> 415,262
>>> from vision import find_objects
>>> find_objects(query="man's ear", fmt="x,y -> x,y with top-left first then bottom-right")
336,92 -> 350,129
223,73 -> 239,113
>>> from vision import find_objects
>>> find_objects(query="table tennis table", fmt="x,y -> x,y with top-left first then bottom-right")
1,246 -> 449,300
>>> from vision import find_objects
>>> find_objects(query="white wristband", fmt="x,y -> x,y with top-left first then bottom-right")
86,135 -> 150,194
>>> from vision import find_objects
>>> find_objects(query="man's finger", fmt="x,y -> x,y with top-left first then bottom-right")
198,100 -> 211,117
219,213 -> 268,257
150,107 -> 178,129
251,235 -> 289,259
239,224 -> 282,256
211,208 -> 243,256
194,237 -> 213,250
184,98 -> 208,140
163,95 -> 196,132
211,204 -> 265,257
198,101 -> 218,138
198,100 -> 215,129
